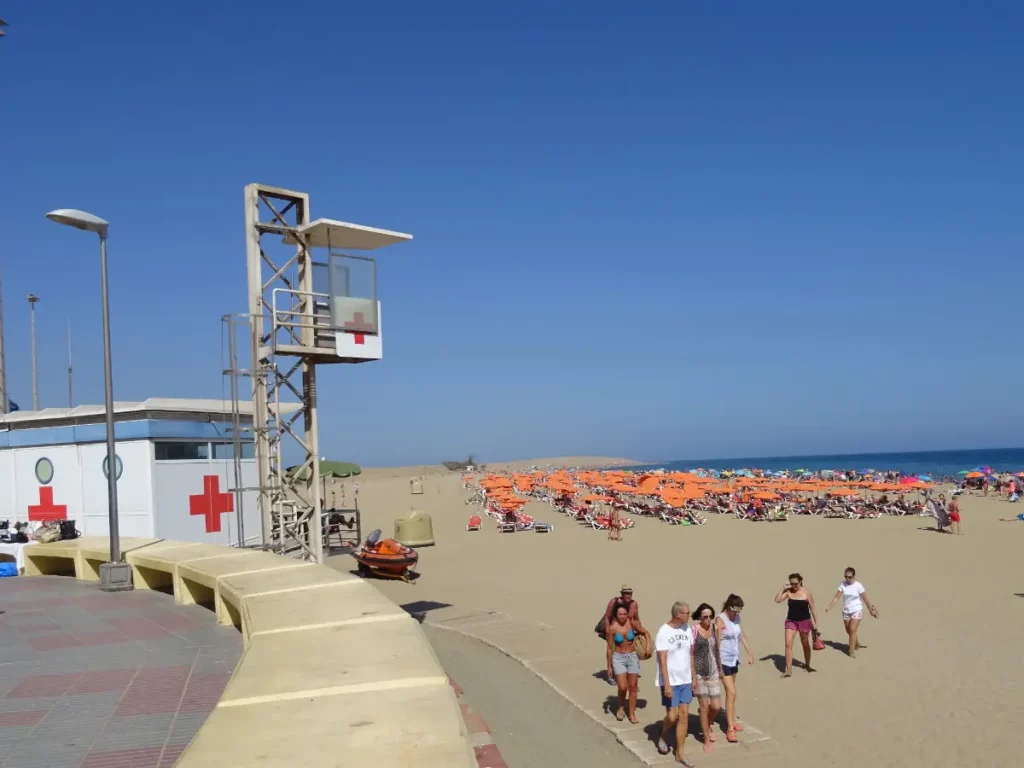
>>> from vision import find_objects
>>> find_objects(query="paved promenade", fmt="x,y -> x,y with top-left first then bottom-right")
0,577 -> 242,768
394,603 -> 780,767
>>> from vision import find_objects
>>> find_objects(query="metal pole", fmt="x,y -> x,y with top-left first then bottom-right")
67,320 -> 73,407
227,317 -> 245,547
0,274 -> 8,413
28,294 -> 38,410
99,234 -> 120,563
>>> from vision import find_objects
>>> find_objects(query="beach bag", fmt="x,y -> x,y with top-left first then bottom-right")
633,632 -> 652,661
812,629 -> 825,652
35,524 -> 61,544
594,613 -> 608,640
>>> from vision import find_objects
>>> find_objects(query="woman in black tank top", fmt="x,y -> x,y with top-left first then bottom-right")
774,573 -> 819,677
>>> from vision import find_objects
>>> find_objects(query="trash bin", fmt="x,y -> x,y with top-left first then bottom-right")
410,478 -> 423,495
394,509 -> 434,547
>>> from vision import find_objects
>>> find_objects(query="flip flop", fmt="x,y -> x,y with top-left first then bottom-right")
678,758 -> 695,766
628,714 -> 639,724
615,709 -> 625,722
726,729 -> 738,743
657,738 -> 670,755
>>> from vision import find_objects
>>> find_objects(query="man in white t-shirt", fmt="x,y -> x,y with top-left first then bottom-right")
654,601 -> 696,763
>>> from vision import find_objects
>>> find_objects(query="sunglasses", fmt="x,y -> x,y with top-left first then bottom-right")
700,614 -> 713,619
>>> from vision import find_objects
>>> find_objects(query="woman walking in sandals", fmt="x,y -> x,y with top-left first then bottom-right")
775,573 -> 819,676
692,603 -> 724,754
825,567 -> 878,658
606,601 -> 650,723
716,594 -> 754,743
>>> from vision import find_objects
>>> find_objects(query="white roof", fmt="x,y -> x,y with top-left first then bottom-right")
0,397 -> 299,426
285,218 -> 413,250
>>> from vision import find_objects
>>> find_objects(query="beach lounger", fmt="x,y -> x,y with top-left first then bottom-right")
498,522 -> 517,533
466,515 -> 482,531
534,522 -> 553,533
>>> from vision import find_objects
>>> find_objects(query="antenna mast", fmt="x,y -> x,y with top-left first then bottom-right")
0,274 -> 8,413
67,320 -> 73,407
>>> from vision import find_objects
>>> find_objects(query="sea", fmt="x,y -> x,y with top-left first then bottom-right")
631,447 -> 1024,479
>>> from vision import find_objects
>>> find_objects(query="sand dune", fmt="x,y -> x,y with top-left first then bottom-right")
334,465 -> 1024,767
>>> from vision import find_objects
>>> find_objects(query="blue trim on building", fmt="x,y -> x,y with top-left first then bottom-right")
0,419 -> 235,450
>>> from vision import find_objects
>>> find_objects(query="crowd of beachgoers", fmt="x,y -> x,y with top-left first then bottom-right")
593,570 -> 879,764
462,464 -> 1024,537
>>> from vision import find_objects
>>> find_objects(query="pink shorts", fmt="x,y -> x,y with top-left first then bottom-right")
785,619 -> 813,634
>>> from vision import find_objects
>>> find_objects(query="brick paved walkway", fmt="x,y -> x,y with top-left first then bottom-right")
0,577 -> 242,768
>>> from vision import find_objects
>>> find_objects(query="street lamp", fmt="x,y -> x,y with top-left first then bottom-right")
45,208 -> 131,592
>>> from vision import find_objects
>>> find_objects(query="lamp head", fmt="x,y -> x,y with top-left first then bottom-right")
46,209 -> 109,238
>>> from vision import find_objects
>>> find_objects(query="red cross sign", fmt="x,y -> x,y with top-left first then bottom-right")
342,312 -> 373,345
189,475 -> 233,533
28,486 -> 68,522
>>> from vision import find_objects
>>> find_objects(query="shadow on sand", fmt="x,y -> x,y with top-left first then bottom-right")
760,653 -> 818,673
400,600 -> 453,623
601,694 -> 649,715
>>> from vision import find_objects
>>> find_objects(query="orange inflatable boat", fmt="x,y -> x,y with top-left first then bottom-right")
354,529 -> 419,582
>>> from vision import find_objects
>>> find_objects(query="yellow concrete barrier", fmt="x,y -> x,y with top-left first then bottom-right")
22,539 -> 476,768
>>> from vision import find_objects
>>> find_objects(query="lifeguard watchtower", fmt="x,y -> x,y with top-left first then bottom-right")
230,184 -> 411,562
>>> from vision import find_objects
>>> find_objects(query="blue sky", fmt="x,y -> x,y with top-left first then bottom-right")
2,1 -> 1022,465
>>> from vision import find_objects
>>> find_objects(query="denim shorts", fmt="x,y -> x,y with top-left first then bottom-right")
612,651 -> 640,675
660,683 -> 693,709
722,664 -> 739,677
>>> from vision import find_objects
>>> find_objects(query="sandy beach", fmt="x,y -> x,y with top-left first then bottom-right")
331,461 -> 1024,767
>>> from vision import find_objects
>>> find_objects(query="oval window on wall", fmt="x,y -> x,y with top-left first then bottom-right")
102,454 -> 124,481
35,457 -> 55,485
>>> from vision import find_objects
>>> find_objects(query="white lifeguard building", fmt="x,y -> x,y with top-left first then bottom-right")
0,398 -> 291,544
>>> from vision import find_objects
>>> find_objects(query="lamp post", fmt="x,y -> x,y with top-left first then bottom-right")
27,294 -> 39,411
45,208 -> 131,592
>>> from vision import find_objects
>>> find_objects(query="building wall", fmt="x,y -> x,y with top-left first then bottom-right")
0,440 -> 260,545
153,460 -> 261,546
0,441 -> 154,537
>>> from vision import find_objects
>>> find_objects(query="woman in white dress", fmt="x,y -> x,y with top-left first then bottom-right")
825,567 -> 878,657
715,594 -> 754,743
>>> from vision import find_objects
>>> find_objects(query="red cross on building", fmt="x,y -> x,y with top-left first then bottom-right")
342,312 -> 373,345
189,475 -> 233,533
28,486 -> 68,522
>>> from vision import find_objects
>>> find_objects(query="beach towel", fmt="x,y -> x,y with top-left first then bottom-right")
930,501 -> 951,528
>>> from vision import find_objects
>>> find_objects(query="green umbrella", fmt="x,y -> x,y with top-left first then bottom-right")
957,470 -> 969,475
286,460 -> 361,480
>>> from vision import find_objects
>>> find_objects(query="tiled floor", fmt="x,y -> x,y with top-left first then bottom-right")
0,577 -> 242,768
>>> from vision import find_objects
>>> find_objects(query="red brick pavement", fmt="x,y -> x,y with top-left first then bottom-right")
450,677 -> 509,768
0,710 -> 48,727
0,577 -> 241,768
113,666 -> 192,717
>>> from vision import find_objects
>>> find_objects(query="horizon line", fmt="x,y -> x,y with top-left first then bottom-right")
638,445 -> 1024,468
